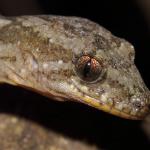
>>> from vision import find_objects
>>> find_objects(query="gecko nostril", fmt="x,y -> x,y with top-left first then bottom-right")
130,95 -> 146,110
132,100 -> 143,109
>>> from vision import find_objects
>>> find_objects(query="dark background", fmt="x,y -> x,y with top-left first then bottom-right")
0,0 -> 150,150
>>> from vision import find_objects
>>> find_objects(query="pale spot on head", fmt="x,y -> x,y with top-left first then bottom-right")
101,93 -> 109,103
11,117 -> 18,123
35,48 -> 39,52
43,63 -> 49,69
58,60 -> 63,64
115,102 -> 124,110
49,38 -> 54,43
81,86 -> 88,93
20,68 -> 26,74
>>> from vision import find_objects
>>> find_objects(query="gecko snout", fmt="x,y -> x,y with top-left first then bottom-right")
128,90 -> 150,119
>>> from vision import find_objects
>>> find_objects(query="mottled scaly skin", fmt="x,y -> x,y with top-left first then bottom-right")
0,15 -> 149,119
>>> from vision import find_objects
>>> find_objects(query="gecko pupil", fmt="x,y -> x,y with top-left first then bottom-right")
83,60 -> 91,78
75,55 -> 104,82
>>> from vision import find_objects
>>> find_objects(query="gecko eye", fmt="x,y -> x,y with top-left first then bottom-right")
75,55 -> 103,82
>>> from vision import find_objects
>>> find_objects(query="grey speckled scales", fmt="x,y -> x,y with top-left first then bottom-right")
0,15 -> 149,119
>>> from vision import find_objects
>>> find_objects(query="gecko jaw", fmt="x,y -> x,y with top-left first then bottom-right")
69,77 -> 148,120
76,94 -> 148,120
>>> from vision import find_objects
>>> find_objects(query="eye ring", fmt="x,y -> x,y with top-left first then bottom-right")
74,55 -> 105,83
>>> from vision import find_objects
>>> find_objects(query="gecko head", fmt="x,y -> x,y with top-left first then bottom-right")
70,36 -> 150,120
1,16 -> 149,120
21,16 -> 149,120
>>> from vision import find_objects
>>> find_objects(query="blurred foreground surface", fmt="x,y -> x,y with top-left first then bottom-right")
0,113 -> 98,150
0,85 -> 150,150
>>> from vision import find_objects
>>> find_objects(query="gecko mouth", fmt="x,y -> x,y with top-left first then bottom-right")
74,93 -> 149,120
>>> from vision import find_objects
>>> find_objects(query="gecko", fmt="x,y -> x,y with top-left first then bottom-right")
0,15 -> 149,120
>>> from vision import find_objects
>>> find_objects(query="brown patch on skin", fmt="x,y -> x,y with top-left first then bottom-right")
0,22 -> 40,44
45,69 -> 74,81
93,34 -> 121,53
63,23 -> 91,37
38,15 -> 58,23
0,56 -> 16,62
108,56 -> 132,69
63,23 -> 76,33
128,50 -> 135,61
81,26 -> 92,33
60,69 -> 74,78
0,21 -> 72,63
37,15 -> 51,21
93,34 -> 111,50
40,43 -> 72,63
35,15 -> 61,29
111,36 -> 121,48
